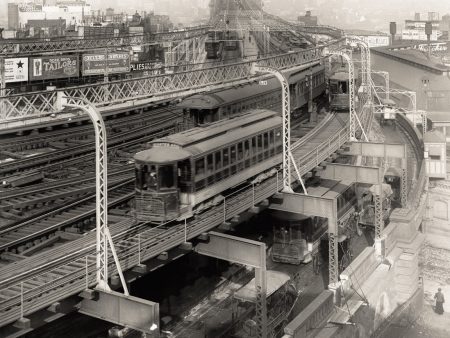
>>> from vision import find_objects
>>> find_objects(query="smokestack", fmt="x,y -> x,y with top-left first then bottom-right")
389,22 -> 397,45
425,21 -> 432,57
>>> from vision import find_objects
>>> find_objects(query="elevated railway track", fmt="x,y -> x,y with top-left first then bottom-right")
0,43 -> 344,130
0,180 -> 134,255
0,109 -> 364,329
0,25 -> 211,57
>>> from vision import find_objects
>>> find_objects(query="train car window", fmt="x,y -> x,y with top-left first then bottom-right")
275,128 -> 282,152
257,135 -> 263,152
159,165 -> 174,189
244,140 -> 250,158
195,158 -> 205,176
263,133 -> 269,149
178,159 -> 191,192
147,165 -> 157,190
215,151 -> 222,169
230,145 -> 237,164
135,164 -> 142,189
207,154 -> 214,174
237,143 -> 243,160
269,131 -> 275,156
223,148 -> 229,166
251,137 -> 257,163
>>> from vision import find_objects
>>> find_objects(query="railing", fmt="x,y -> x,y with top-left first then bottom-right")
395,113 -> 425,210
0,44 -> 344,126
0,25 -> 211,56
0,110 -> 356,327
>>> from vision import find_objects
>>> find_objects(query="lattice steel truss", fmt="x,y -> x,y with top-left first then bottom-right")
252,63 -> 307,194
346,36 -> 371,98
60,96 -> 128,295
0,26 -> 210,56
0,45 -> 335,128
374,192 -> 383,238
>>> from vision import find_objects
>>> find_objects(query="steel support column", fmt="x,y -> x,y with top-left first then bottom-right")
328,202 -> 339,286
401,158 -> 408,208
374,186 -> 383,238
57,95 -> 128,295
251,63 -> 303,193
195,232 -> 268,337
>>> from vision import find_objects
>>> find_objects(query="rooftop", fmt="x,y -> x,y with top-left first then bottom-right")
345,29 -> 389,37
372,45 -> 450,74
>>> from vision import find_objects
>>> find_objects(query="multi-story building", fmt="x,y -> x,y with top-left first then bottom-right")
345,29 -> 390,47
8,0 -> 91,30
402,12 -> 441,41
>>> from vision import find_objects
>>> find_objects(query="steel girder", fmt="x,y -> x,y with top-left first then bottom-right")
252,64 -> 291,192
0,26 -> 210,57
60,96 -> 128,295
0,46 -> 332,127
195,232 -> 268,338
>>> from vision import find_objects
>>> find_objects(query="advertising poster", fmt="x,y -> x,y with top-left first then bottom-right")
4,58 -> 29,83
82,52 -> 131,76
29,55 -> 79,81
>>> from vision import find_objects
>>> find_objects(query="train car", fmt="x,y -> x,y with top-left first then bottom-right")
379,98 -> 397,127
205,39 -> 219,59
328,64 -> 359,111
271,179 -> 357,265
178,63 -> 326,125
134,110 -> 283,223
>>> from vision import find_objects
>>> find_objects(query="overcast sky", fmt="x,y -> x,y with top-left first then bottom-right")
1,0 -> 450,29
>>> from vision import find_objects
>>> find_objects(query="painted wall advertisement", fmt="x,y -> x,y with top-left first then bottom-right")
82,52 -> 131,76
4,58 -> 29,83
29,55 -> 79,80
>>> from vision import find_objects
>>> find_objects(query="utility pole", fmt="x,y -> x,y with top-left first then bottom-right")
0,57 -> 5,116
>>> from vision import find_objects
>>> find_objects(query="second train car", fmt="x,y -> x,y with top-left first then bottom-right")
178,63 -> 326,125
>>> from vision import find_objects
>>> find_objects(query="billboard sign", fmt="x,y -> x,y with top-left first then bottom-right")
29,55 -> 79,80
18,4 -> 42,12
4,58 -> 28,83
130,61 -> 162,77
82,52 -> 131,76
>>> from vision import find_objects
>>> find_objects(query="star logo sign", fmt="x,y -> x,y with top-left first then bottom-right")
16,60 -> 24,68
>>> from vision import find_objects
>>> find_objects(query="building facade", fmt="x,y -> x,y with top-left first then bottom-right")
8,0 -> 91,30
402,12 -> 442,41
346,29 -> 390,48
372,45 -> 450,112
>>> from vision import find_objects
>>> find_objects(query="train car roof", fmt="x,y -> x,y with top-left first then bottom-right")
134,110 -> 281,163
177,63 -> 323,110
306,179 -> 353,198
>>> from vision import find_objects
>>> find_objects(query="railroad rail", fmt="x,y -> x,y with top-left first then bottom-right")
0,113 -> 179,178
0,170 -> 132,212
0,25 -> 211,56
0,108 -> 362,328
0,180 -> 134,254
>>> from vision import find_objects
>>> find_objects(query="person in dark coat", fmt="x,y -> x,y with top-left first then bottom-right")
434,288 -> 445,314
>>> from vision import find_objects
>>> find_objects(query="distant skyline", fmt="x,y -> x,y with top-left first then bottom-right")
1,0 -> 450,31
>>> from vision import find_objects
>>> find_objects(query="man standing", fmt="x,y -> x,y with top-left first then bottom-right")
434,288 -> 445,314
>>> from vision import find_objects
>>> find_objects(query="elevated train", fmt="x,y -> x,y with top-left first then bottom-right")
178,63 -> 326,125
328,63 -> 359,111
271,179 -> 358,265
134,110 -> 283,222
